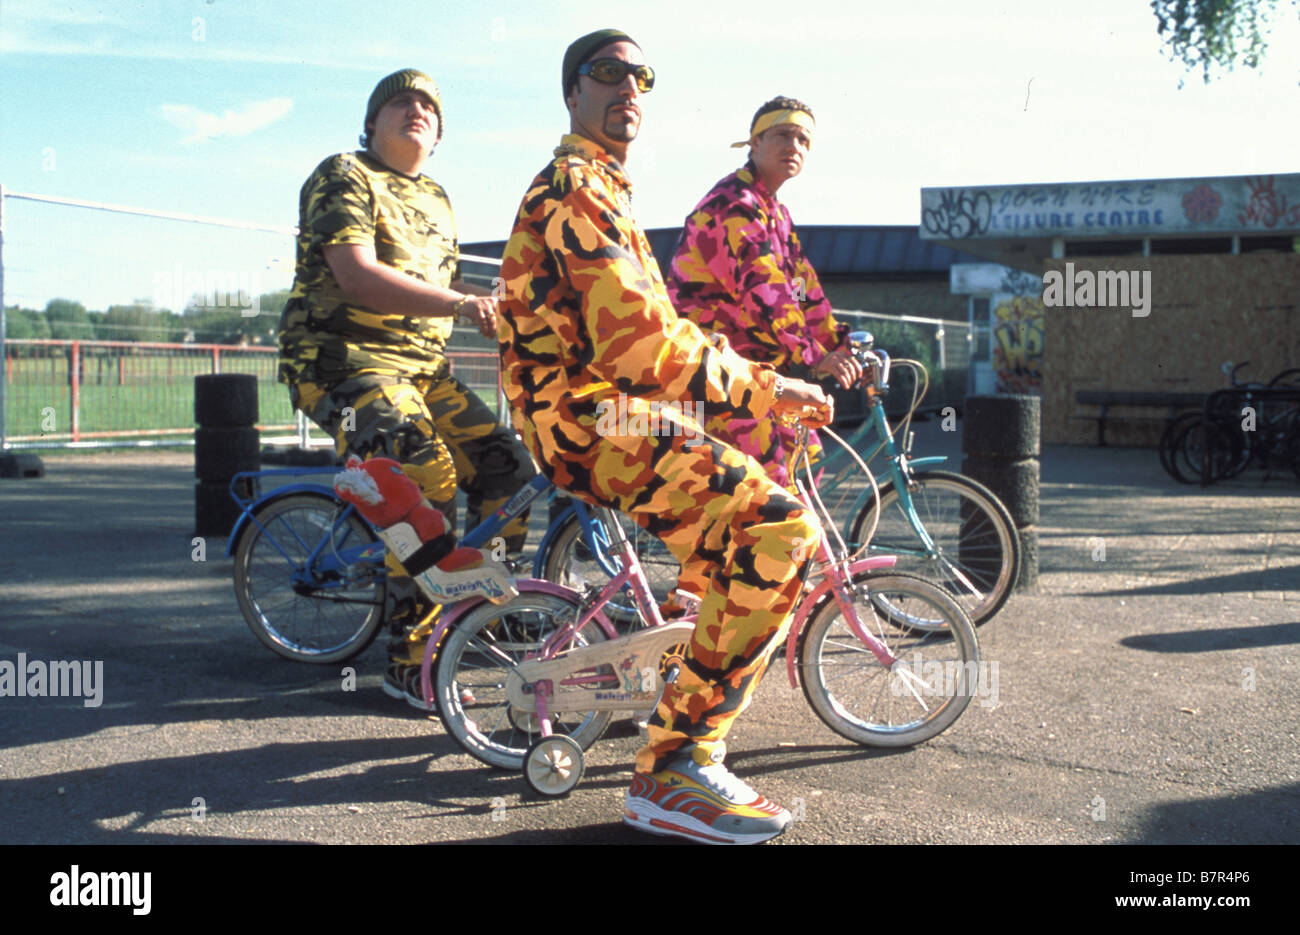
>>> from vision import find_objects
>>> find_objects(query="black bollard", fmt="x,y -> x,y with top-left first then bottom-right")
961,394 -> 1039,590
0,452 -> 45,478
194,373 -> 260,537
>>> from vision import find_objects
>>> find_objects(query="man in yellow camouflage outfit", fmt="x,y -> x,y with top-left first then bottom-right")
498,30 -> 832,844
278,69 -> 536,708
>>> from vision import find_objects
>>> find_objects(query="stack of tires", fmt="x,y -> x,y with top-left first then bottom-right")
194,373 -> 260,537
962,394 -> 1039,591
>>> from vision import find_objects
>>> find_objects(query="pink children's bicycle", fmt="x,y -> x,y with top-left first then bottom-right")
418,422 -> 981,796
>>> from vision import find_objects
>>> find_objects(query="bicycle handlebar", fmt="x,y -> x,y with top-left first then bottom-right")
1223,360 -> 1251,385
846,330 -> 890,391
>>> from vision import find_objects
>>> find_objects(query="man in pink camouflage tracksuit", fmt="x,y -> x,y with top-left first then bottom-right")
667,95 -> 862,490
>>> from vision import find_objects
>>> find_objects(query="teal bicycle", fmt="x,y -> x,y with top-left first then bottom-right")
543,331 -> 1019,627
812,331 -> 1019,626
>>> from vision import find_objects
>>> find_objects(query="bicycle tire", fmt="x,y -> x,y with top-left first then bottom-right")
433,591 -> 615,771
1168,418 -> 1245,484
539,510 -> 679,628
1255,380 -> 1300,472
1267,368 -> 1300,389
849,470 -> 1020,626
798,571 -> 980,747
233,493 -> 386,664
1158,411 -> 1203,483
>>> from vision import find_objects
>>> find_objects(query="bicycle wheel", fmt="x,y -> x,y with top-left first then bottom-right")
434,591 -> 615,771
798,571 -> 980,747
849,470 -> 1019,626
1158,411 -> 1202,482
1256,380 -> 1300,472
1267,368 -> 1300,390
539,511 -> 679,628
233,493 -> 386,664
1168,418 -> 1245,484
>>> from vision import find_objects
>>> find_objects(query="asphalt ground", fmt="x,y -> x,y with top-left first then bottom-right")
1,419 -> 1296,871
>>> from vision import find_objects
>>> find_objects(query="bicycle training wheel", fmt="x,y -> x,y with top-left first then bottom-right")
798,571 -> 980,747
850,470 -> 1019,626
434,591 -> 615,772
539,510 -> 679,629
233,493 -> 386,664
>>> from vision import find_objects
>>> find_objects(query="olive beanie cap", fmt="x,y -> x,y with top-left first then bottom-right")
366,69 -> 443,140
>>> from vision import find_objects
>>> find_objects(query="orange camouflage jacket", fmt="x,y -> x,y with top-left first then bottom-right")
498,134 -> 779,469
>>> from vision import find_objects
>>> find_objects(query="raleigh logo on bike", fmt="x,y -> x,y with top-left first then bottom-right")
595,393 -> 706,445
0,653 -> 103,708
152,262 -> 261,318
1041,262 -> 1151,318
890,653 -> 999,708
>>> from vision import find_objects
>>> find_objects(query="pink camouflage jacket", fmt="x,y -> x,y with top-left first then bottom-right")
667,164 -> 848,485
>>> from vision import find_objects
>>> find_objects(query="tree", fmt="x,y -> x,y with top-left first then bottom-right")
44,299 -> 95,340
3,306 -> 50,341
100,303 -> 171,343
1152,0 -> 1299,83
256,288 -> 292,320
184,286 -> 289,346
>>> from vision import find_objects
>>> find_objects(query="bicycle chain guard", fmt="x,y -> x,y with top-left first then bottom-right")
506,619 -> 697,713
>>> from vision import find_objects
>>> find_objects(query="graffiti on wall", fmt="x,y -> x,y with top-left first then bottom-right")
920,173 -> 1300,239
992,295 -> 1044,394
1238,175 -> 1300,228
921,189 -> 992,238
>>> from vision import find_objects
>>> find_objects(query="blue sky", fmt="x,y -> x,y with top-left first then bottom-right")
2,0 -> 1297,313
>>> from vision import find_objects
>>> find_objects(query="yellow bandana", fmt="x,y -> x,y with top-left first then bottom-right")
730,108 -> 815,148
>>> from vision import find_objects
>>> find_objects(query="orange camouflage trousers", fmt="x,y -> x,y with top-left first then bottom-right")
525,414 -> 820,774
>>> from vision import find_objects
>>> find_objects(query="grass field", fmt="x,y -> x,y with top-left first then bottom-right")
2,344 -> 500,446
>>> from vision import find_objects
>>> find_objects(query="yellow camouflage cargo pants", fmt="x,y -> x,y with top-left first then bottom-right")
521,413 -> 820,774
291,367 -> 537,660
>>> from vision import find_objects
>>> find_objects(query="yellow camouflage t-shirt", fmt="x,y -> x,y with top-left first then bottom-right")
278,150 -> 460,384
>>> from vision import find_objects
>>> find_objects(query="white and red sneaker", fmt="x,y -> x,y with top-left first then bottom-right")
624,755 -> 791,845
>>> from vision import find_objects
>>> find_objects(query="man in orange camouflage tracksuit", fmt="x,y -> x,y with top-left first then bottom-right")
498,29 -> 832,845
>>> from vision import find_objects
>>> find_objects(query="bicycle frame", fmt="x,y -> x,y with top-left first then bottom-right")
809,345 -> 947,553
225,468 -> 626,585
416,493 -> 907,723
415,502 -> 660,718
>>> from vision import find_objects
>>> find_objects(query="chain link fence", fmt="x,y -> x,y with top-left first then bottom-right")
835,309 -> 970,415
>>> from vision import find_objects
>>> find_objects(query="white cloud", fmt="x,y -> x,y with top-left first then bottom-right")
160,97 -> 294,144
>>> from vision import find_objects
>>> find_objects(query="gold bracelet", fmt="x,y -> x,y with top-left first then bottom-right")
452,296 -> 472,320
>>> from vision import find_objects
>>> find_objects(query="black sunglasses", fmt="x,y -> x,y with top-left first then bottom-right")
578,59 -> 655,92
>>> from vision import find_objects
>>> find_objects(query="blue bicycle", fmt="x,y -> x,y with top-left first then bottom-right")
227,470 -> 671,664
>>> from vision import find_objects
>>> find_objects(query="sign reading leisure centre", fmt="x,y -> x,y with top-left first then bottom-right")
919,173 -> 1300,240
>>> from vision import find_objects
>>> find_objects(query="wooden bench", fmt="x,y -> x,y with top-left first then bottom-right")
1074,390 -> 1206,446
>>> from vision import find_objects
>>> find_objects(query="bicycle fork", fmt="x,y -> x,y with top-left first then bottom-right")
781,553 -> 933,707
